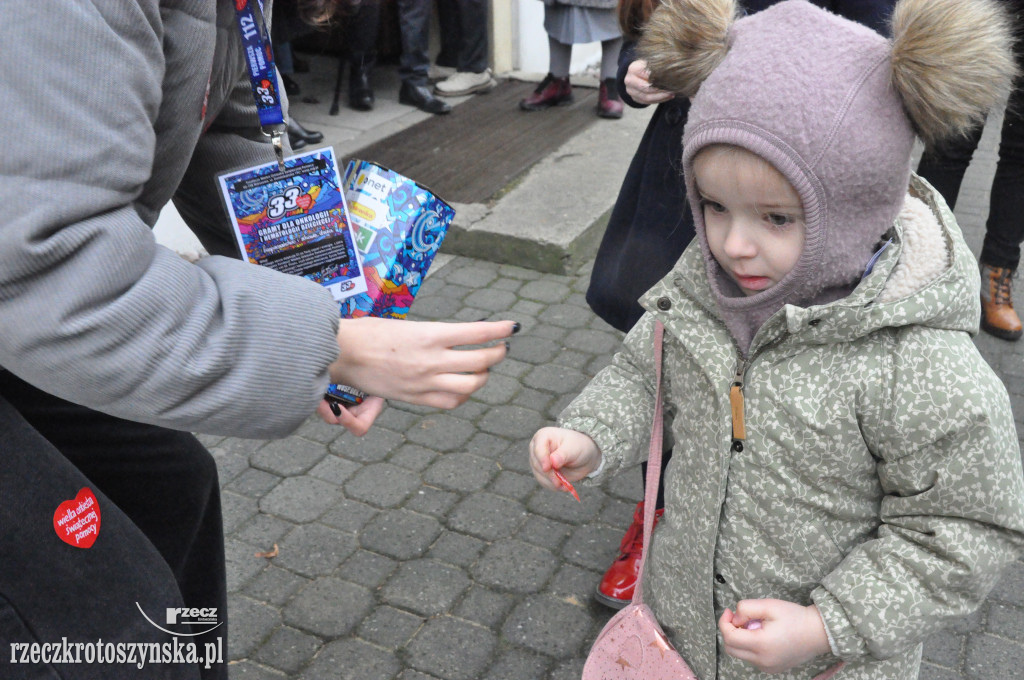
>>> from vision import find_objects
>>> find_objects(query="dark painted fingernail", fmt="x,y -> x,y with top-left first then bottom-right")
511,321 -> 521,334
329,401 -> 341,416
504,341 -> 511,351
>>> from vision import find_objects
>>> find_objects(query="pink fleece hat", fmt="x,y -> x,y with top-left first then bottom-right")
637,0 -> 1016,352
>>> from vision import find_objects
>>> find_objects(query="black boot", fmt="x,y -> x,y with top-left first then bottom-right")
349,55 -> 375,111
399,82 -> 451,115
287,119 -> 323,146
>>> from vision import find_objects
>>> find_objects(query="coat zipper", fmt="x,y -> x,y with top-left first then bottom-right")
730,362 -> 746,445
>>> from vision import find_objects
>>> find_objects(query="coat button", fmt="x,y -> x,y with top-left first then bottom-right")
656,297 -> 672,311
665,106 -> 683,126
715,573 -> 727,584
731,440 -> 743,453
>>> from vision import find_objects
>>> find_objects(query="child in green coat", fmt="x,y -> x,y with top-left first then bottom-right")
530,1 -> 1024,678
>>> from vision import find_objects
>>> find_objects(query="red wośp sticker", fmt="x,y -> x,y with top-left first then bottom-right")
53,488 -> 101,549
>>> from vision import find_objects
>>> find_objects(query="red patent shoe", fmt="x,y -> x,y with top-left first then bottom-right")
595,501 -> 664,609
519,73 -> 573,111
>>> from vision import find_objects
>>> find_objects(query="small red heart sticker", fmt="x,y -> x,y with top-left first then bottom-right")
53,488 -> 101,549
295,194 -> 313,211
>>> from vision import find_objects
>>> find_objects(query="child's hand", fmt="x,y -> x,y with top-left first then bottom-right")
624,60 -> 675,105
529,427 -> 602,491
719,600 -> 831,674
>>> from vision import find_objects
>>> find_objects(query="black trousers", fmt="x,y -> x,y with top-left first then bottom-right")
915,0 -> 1024,270
0,372 -> 226,680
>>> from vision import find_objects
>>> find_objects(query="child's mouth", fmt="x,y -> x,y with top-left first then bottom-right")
733,274 -> 772,292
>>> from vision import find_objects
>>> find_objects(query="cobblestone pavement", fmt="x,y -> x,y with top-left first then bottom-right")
209,119 -> 1024,679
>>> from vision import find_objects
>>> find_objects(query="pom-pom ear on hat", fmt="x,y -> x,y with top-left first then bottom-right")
890,0 -> 1018,148
638,0 -> 739,98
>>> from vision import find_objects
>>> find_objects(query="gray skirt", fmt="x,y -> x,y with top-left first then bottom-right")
544,5 -> 620,45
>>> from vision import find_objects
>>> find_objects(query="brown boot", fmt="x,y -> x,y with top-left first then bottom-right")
980,262 -> 1023,340
519,73 -> 573,111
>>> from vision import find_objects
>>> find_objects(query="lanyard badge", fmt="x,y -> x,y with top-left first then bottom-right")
233,0 -> 286,168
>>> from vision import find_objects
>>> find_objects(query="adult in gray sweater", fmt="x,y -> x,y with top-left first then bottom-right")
0,1 -> 511,677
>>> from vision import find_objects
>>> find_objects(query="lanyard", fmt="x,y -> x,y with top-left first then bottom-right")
234,0 -> 286,169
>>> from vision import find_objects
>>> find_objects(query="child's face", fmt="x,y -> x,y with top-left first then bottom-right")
693,146 -> 806,296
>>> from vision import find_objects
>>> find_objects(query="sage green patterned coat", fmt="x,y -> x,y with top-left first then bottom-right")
562,177 -> 1024,680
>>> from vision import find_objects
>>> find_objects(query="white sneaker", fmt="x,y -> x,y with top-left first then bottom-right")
434,69 -> 497,97
428,64 -> 456,82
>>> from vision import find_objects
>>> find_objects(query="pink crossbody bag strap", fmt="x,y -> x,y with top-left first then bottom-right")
632,320 -> 666,607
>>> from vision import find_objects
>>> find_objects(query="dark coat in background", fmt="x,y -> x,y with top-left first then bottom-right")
586,0 -> 896,333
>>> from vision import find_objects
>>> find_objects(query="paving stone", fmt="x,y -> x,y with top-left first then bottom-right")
499,263 -> 543,280
466,432 -> 515,460
916,662 -> 963,680
531,323 -> 570,342
319,498 -> 378,533
451,399 -> 488,420
372,406 -> 420,433
360,508 -> 443,560
598,496 -> 639,528
549,658 -> 587,680
502,595 -> 594,657
294,416 -> 345,445
541,303 -> 597,328
227,660 -> 288,679
454,585 -> 515,629
497,443 -> 534,475
523,363 -> 587,394
406,616 -> 497,680
993,560 -> 1024,607
472,373 -> 522,405
439,282 -> 475,301
492,356 -> 533,379
397,671 -> 441,680
272,523 -> 358,578
469,288 -> 519,311
490,470 -> 539,501
283,577 -> 373,638
357,605 -> 424,650
561,524 -> 623,571
423,452 -> 499,492
506,336 -> 562,365
253,625 -> 321,675
410,295 -> 463,320
222,489 -> 258,533
586,353 -> 614,377
405,485 -> 460,517
988,601 -> 1024,642
405,414 -> 476,452
298,638 -> 400,680
516,514 -> 573,551
471,539 -> 559,594
511,387 -> 556,413
243,565 -> 311,607
491,277 -> 524,292
478,405 -> 547,439
922,627 -> 963,668
259,476 -> 341,523
447,492 -> 528,541
483,648 -> 551,680
964,631 -> 1024,678
233,513 -> 295,547
551,348 -> 591,370
526,485 -> 603,524
565,328 -> 621,356
338,549 -> 397,589
214,437 -> 267,457
951,604 -> 987,635
228,594 -> 281,658
454,305 -> 491,321
307,455 -> 361,485
329,427 -> 405,463
389,443 -> 439,471
196,433 -> 225,448
251,437 -> 328,476
226,468 -> 282,498
603,468 -> 644,503
519,279 -> 571,304
380,559 -> 470,617
445,264 -> 499,288
344,463 -> 422,508
225,536 -> 267,593
548,563 -> 602,606
210,445 -> 251,484
427,531 -> 485,568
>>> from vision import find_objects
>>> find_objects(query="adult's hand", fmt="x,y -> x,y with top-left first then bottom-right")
624,60 -> 675,105
330,318 -> 515,409
316,396 -> 386,436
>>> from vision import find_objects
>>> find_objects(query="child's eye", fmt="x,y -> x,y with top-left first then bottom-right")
700,198 -> 727,214
765,213 -> 795,228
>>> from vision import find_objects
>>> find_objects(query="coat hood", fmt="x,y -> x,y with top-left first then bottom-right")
643,175 -> 980,350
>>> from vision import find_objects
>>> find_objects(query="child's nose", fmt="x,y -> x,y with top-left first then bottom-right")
722,221 -> 758,259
